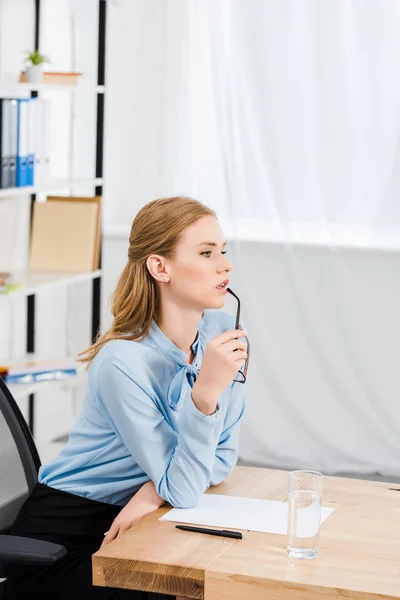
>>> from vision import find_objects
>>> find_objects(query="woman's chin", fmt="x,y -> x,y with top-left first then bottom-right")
207,294 -> 226,309
196,291 -> 226,311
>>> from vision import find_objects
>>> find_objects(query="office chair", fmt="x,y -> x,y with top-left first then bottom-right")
0,377 -> 66,592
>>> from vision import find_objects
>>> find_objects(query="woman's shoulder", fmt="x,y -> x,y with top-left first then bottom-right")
90,338 -> 154,377
87,339 -> 162,400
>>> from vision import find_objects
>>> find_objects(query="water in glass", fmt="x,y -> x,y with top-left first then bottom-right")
287,489 -> 321,559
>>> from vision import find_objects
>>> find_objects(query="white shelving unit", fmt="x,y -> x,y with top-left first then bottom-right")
0,269 -> 102,305
1,269 -> 100,403
0,2 -> 106,460
0,178 -> 103,199
0,83 -> 105,94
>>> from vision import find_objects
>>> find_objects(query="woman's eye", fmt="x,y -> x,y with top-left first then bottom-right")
201,250 -> 228,257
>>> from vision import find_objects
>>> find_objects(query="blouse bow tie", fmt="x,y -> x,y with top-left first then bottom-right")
167,362 -> 200,410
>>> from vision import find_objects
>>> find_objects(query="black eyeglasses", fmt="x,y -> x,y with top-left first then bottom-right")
226,287 -> 250,384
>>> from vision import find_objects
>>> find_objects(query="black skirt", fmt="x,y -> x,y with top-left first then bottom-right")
2,483 -> 174,600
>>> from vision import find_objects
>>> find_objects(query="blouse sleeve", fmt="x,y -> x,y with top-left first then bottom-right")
97,353 -> 225,508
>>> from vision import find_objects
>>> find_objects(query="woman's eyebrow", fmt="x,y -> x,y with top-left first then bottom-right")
197,241 -> 227,247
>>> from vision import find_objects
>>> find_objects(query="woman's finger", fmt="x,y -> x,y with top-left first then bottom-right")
223,339 -> 247,353
212,330 -> 247,346
101,521 -> 120,547
232,350 -> 248,363
117,523 -> 130,538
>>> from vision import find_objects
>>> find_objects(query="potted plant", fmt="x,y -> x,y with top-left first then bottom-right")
24,50 -> 51,83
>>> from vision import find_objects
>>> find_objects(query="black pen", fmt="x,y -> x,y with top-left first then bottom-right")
175,524 -> 242,539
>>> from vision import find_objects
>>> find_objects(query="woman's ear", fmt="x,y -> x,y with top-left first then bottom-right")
146,255 -> 169,282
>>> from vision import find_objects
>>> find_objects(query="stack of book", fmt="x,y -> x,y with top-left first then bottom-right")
0,357 -> 78,384
19,71 -> 82,85
0,96 -> 51,189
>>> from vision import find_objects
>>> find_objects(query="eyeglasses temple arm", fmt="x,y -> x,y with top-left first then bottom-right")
226,287 -> 241,330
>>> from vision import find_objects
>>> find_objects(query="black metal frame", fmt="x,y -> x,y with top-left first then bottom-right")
226,288 -> 250,384
92,0 -> 107,344
26,0 -> 106,435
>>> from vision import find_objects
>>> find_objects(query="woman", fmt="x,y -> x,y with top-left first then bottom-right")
3,196 -> 248,600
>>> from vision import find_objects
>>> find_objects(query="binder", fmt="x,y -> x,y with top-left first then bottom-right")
35,98 -> 51,185
26,98 -> 36,186
0,99 -> 7,188
8,99 -> 18,187
0,98 -> 18,188
16,98 -> 29,187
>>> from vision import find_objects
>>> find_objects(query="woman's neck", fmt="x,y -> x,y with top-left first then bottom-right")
156,305 -> 202,361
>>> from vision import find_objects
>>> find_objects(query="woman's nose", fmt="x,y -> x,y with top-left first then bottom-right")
218,257 -> 232,273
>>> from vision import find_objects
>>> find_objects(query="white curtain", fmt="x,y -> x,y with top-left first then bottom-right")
108,0 -> 400,477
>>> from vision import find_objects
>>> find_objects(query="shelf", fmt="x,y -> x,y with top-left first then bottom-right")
0,178 -> 103,199
0,269 -> 102,305
0,83 -> 105,95
8,371 -> 87,400
6,355 -> 87,400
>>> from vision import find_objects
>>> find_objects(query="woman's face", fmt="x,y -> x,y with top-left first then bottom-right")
165,215 -> 233,311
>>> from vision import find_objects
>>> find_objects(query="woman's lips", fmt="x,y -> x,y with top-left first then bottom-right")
216,279 -> 230,289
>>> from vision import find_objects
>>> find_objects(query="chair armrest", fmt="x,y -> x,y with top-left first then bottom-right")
0,534 -> 66,565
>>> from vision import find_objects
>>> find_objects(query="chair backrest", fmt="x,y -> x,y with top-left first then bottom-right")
0,378 -> 41,534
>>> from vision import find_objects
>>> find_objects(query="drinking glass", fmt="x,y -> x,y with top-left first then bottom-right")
287,470 -> 323,560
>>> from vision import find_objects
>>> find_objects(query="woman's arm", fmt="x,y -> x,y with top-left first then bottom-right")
101,379 -> 244,549
101,480 -> 165,547
209,383 -> 246,486
97,352 -> 225,509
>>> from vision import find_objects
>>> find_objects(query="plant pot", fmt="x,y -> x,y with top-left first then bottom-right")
25,64 -> 43,83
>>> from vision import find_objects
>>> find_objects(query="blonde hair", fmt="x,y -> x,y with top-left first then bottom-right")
78,196 -> 216,368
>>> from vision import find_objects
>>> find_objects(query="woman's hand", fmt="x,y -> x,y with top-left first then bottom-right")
192,329 -> 247,415
101,480 -> 165,548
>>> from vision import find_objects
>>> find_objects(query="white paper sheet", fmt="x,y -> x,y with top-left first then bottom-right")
159,494 -> 335,535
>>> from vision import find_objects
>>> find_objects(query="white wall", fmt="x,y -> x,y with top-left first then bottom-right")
100,0 -> 165,328
0,0 -> 35,83
103,0 -> 165,230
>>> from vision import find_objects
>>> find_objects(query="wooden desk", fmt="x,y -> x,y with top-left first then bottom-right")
92,467 -> 400,599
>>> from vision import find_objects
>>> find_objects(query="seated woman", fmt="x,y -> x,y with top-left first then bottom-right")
3,196 -> 248,600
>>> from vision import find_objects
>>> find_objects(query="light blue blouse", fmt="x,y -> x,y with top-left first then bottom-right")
38,310 -> 246,507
